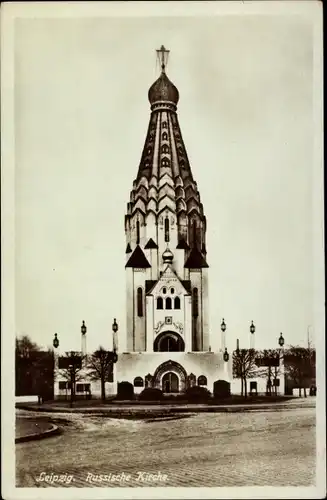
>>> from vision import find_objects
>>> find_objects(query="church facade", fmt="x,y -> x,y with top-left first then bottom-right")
115,46 -> 231,394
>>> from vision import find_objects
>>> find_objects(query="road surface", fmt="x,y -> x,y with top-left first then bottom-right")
16,405 -> 315,487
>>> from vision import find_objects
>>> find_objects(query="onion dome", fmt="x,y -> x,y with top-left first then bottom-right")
148,71 -> 179,107
162,247 -> 174,264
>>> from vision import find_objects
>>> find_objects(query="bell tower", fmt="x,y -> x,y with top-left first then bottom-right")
125,46 -> 209,354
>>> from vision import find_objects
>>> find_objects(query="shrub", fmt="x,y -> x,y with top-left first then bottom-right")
185,385 -> 211,403
116,381 -> 134,400
138,388 -> 164,401
213,380 -> 231,399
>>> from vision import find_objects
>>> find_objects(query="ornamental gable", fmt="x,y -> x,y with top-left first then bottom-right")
147,265 -> 190,296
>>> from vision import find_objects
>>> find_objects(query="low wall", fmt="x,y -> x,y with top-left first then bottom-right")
16,395 -> 38,403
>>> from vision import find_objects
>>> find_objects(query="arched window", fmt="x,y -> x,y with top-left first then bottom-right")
166,297 -> 172,310
161,144 -> 169,154
136,220 -> 140,245
161,158 -> 170,168
171,288 -> 175,294
162,287 -> 167,294
165,217 -> 170,242
137,288 -> 143,317
154,332 -> 185,352
157,297 -> 163,310
174,297 -> 181,310
162,132 -> 168,141
192,288 -> 199,317
192,220 -> 197,247
198,375 -> 207,386
133,377 -> 144,387
162,121 -> 168,129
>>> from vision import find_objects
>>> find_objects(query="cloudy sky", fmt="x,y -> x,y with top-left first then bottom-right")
12,2 -> 322,353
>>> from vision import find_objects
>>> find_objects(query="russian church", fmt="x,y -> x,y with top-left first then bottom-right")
115,46 -> 231,394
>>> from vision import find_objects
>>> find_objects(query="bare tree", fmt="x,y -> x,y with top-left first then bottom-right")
233,348 -> 257,398
16,335 -> 41,396
284,346 -> 315,397
58,351 -> 85,405
87,347 -> 117,401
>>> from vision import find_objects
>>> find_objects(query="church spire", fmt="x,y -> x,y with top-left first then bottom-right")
126,47 -> 208,261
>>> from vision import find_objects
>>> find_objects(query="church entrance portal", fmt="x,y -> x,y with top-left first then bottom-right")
153,360 -> 187,393
162,372 -> 179,393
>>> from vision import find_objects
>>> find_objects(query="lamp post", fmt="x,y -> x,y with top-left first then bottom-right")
81,320 -> 87,355
68,362 -> 74,407
220,318 -> 226,351
112,318 -> 118,352
250,321 -> 255,350
275,332 -> 285,395
51,333 -> 60,402
223,347 -> 229,380
110,319 -> 119,384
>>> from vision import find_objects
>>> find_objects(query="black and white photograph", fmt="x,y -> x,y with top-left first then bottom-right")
1,1 -> 325,499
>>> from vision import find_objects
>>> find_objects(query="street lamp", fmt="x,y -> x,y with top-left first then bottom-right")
81,321 -> 87,336
221,318 -> 226,352
53,333 -> 59,349
275,332 -> 285,395
250,321 -> 255,350
68,362 -> 74,407
112,318 -> 118,352
112,318 -> 118,333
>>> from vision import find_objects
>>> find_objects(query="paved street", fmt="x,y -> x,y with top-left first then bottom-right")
16,405 -> 315,488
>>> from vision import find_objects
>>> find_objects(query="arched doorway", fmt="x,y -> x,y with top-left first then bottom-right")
162,372 -> 179,393
153,360 -> 187,393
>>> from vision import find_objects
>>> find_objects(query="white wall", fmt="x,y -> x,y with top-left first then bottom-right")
16,395 -> 38,403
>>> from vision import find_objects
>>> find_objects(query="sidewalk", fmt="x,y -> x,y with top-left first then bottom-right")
17,397 -> 315,416
16,417 -> 60,443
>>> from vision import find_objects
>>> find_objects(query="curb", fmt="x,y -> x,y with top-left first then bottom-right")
16,402 -> 315,418
15,423 -> 61,444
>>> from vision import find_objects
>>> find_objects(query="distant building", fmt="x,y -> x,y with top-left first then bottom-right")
231,347 -> 316,396
231,349 -> 286,396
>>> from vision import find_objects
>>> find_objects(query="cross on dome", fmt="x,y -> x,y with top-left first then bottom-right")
148,45 -> 179,107
156,45 -> 170,72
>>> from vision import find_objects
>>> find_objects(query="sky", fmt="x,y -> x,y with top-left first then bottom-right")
13,5 -> 322,353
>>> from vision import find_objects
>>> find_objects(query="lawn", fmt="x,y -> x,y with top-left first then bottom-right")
16,418 -> 53,439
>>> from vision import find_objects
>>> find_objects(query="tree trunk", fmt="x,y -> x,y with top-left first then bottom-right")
299,387 -> 302,397
244,378 -> 247,398
304,387 -> 307,398
101,378 -> 106,401
241,376 -> 244,397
